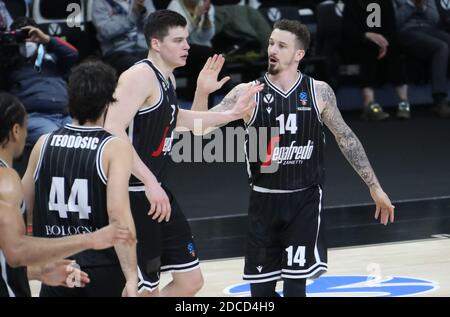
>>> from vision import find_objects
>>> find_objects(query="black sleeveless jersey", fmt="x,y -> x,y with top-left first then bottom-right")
245,73 -> 325,191
127,59 -> 179,186
0,159 -> 31,297
32,125 -> 119,267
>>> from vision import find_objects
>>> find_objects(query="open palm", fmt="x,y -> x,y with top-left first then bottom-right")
196,54 -> 231,95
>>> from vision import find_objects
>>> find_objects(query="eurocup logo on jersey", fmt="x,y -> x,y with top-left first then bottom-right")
299,92 -> 308,106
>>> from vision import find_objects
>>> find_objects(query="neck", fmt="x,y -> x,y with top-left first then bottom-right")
71,118 -> 104,127
0,147 -> 14,167
148,51 -> 174,80
267,68 -> 300,91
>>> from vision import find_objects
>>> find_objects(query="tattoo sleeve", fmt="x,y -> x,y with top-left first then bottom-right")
318,81 -> 380,188
209,84 -> 245,113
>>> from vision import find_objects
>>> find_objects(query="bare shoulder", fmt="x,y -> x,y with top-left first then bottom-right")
27,134 -> 50,168
106,136 -> 132,152
313,79 -> 336,112
103,137 -> 133,161
0,168 -> 23,207
119,63 -> 157,85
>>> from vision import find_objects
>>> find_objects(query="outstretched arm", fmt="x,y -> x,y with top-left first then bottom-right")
315,80 -> 394,225
177,83 -> 263,135
0,170 -> 133,268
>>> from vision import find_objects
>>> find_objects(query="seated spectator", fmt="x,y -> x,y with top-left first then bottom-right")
92,0 -> 155,75
343,0 -> 410,120
168,0 -> 216,101
214,3 -> 270,58
0,0 -> 12,30
0,17 -> 76,146
394,0 -> 450,119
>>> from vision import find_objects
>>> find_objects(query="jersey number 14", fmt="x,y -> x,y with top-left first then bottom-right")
276,114 -> 298,135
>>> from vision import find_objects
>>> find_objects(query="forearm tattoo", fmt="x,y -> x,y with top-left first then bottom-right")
318,82 -> 379,188
209,85 -> 245,113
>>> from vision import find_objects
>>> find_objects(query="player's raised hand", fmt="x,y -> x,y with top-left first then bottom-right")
196,54 -> 231,95
229,82 -> 264,120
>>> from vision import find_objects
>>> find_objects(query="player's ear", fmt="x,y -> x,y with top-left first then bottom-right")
295,49 -> 305,63
10,123 -> 22,143
151,38 -> 161,52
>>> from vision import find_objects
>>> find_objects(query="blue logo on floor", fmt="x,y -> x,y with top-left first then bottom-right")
224,276 -> 439,297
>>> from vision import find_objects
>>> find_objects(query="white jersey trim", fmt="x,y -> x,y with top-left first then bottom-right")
264,72 -> 303,98
138,83 -> 164,114
136,59 -> 167,114
0,159 -> 8,168
314,186 -> 323,264
281,265 -> 328,280
310,78 -> 323,124
95,136 -> 116,185
65,124 -> 103,131
128,185 -> 145,192
252,185 -> 311,194
245,81 -> 261,128
33,134 -> 51,182
0,251 -> 15,297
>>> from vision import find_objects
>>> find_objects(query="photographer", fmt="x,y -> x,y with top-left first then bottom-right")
0,17 -> 77,146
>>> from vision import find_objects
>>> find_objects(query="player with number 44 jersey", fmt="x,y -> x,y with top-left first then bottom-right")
22,61 -> 138,297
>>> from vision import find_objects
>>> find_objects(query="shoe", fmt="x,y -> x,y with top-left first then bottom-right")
361,103 -> 390,121
432,102 -> 450,119
396,101 -> 411,119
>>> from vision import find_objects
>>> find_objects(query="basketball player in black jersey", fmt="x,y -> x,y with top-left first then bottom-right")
0,93 -> 134,297
194,20 -> 395,297
22,61 -> 139,297
104,10 -> 263,296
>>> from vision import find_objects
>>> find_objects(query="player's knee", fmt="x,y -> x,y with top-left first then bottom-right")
176,270 -> 204,296
186,272 -> 204,295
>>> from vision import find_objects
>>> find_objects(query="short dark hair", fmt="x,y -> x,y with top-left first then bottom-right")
67,60 -> 117,125
273,19 -> 310,51
0,93 -> 27,147
144,10 -> 187,46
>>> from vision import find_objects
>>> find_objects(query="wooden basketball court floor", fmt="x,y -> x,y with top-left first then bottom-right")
29,237 -> 450,297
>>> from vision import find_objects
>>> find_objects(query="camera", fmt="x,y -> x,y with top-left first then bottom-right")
0,29 -> 28,44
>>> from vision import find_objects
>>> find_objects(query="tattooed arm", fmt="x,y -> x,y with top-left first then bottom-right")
315,80 -> 395,225
176,83 -> 262,135
209,83 -> 254,122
